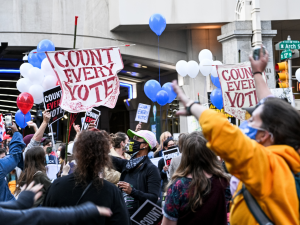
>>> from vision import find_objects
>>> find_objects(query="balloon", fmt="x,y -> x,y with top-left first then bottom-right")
17,92 -> 34,115
162,82 -> 177,103
28,49 -> 42,68
28,67 -> 44,85
20,63 -> 33,78
187,61 -> 199,78
156,90 -> 169,106
296,69 -> 300,82
198,49 -> 213,61
41,58 -> 56,77
56,80 -> 60,86
210,88 -> 223,110
149,14 -> 166,36
211,76 -> 221,88
199,58 -> 213,76
42,75 -> 58,90
176,60 -> 188,77
144,80 -> 161,102
37,39 -> 55,61
211,60 -> 223,77
15,110 -> 31,129
28,84 -> 44,101
34,98 -> 44,104
17,78 -> 31,93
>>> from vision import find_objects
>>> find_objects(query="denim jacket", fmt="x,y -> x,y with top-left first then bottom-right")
0,132 -> 25,202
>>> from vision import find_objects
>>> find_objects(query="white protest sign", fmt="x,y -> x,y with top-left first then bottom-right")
45,47 -> 124,113
217,62 -> 266,120
162,147 -> 180,179
270,88 -> 295,107
135,103 -> 151,123
130,200 -> 163,225
81,108 -> 101,130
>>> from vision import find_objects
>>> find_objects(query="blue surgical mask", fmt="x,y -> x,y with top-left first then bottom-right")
239,120 -> 262,140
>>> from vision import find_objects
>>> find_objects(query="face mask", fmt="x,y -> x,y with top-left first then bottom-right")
128,140 -> 146,154
239,120 -> 271,142
46,147 -> 52,154
124,143 -> 130,152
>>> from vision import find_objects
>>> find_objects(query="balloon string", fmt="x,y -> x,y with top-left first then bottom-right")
158,36 -> 160,84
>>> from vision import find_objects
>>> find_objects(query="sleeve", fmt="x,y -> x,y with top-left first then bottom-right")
0,191 -> 35,210
23,138 -> 41,161
105,167 -> 121,185
130,165 -> 160,204
158,158 -> 167,180
169,159 -> 176,178
163,180 -> 181,221
199,109 -> 273,197
36,175 -> 52,206
111,156 -> 128,173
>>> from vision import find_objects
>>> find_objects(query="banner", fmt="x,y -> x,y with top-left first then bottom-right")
135,103 -> 151,123
81,108 -> 101,131
270,88 -> 295,107
46,47 -> 124,113
217,62 -> 266,120
130,200 -> 163,225
162,147 -> 180,179
43,86 -> 65,125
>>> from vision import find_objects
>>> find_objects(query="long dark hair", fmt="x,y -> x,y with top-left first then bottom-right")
169,131 -> 230,212
15,147 -> 46,195
260,98 -> 300,150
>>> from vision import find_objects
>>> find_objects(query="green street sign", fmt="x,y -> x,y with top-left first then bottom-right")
281,50 -> 292,60
279,40 -> 300,50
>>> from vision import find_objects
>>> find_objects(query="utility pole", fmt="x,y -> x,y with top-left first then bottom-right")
251,0 -> 262,47
287,35 -> 293,89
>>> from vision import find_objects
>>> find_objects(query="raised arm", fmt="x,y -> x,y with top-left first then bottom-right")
32,110 -> 51,142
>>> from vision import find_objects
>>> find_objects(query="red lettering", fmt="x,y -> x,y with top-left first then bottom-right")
103,77 -> 115,97
64,82 -> 79,100
237,93 -> 245,107
78,85 -> 89,101
54,52 -> 69,68
63,69 -> 73,83
225,92 -> 238,107
89,50 -> 103,66
102,48 -> 114,63
222,70 -> 230,81
79,50 -> 90,66
243,67 -> 252,79
241,80 -> 248,89
68,51 -> 80,67
230,69 -> 239,80
93,67 -> 100,78
102,63 -> 115,76
95,67 -> 106,77
227,82 -> 234,91
46,103 -> 52,109
233,81 -> 241,90
54,100 -> 57,108
245,91 -> 255,107
70,68 -> 82,83
89,81 -> 104,103
237,69 -> 245,79
83,67 -> 95,80
248,79 -> 255,89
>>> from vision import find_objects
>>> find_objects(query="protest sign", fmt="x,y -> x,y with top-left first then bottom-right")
43,86 -> 65,126
162,147 -> 180,179
131,200 -> 163,225
217,62 -> 266,120
81,108 -> 101,130
135,103 -> 151,123
270,88 -> 295,107
45,47 -> 124,113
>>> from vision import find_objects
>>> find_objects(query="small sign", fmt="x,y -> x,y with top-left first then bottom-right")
279,40 -> 300,50
130,200 -> 163,225
135,103 -> 151,123
81,108 -> 101,130
281,50 -> 293,60
162,147 -> 180,179
43,86 -> 65,126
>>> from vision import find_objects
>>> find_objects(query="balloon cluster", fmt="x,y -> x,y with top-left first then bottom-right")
17,39 -> 57,104
15,92 -> 34,128
144,81 -> 177,106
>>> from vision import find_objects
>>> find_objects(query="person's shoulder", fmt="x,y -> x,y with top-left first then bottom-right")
51,173 -> 75,187
171,177 -> 191,189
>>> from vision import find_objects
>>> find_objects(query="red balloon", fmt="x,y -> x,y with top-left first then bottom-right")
56,80 -> 60,86
17,92 -> 34,115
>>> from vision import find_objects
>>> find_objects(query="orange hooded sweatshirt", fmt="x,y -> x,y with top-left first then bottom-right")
199,109 -> 300,225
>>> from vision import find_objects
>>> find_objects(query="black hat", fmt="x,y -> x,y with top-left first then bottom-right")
242,107 -> 256,116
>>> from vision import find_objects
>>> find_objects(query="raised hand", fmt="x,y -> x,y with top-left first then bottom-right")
20,181 -> 44,203
43,109 -> 51,124
73,123 -> 81,133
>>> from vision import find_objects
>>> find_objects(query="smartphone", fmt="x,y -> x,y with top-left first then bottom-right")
5,113 -> 12,127
253,46 -> 266,61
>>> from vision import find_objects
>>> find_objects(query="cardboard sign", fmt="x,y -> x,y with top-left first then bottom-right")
135,103 -> 151,123
270,88 -> 295,107
81,108 -> 101,130
217,62 -> 266,120
162,147 -> 180,179
45,47 -> 124,113
130,200 -> 163,225
43,86 -> 65,125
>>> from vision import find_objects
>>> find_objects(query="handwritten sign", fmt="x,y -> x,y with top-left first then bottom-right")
135,103 -> 151,123
131,200 -> 163,225
45,47 -> 124,113
43,86 -> 65,125
162,147 -> 180,179
81,108 -> 101,130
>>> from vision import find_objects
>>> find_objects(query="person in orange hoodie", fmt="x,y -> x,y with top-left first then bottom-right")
169,49 -> 300,225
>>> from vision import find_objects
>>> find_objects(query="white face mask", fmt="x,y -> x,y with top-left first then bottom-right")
123,143 -> 130,152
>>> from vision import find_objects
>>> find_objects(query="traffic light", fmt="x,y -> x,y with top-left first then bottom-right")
275,61 -> 289,88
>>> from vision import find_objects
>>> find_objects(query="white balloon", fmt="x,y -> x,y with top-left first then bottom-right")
16,78 -> 31,93
20,63 -> 33,78
41,58 -> 56,77
198,49 -> 213,62
28,67 -> 44,85
211,60 -> 223,77
176,60 -> 188,77
187,61 -> 199,78
199,59 -> 213,77
28,84 -> 44,100
42,75 -> 58,91
34,98 -> 44,104
296,69 -> 300,82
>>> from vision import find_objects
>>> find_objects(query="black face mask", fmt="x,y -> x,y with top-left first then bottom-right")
128,140 -> 146,154
46,147 -> 52,154
168,145 -> 178,150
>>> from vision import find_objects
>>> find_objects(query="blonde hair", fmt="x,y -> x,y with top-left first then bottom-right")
154,131 -> 171,155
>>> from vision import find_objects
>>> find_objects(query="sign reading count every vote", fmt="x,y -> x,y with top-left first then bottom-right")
135,103 -> 151,123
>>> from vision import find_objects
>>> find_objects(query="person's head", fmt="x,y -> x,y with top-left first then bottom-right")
112,132 -> 129,151
160,131 -> 172,146
59,143 -> 66,163
0,148 -> 6,159
247,98 -> 300,152
127,130 -> 157,156
73,129 -> 112,188
178,133 -> 189,153
163,138 -> 175,150
109,133 -> 115,149
43,139 -> 52,153
171,131 -> 230,211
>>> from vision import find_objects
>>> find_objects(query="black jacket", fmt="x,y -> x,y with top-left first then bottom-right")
112,156 -> 160,206
158,158 -> 168,192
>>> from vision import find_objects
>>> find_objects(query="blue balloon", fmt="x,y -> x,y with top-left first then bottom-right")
162,82 -> 177,103
156,90 -> 169,106
15,110 -> 31,129
144,80 -> 161,102
149,14 -> 166,36
210,88 -> 223,110
211,76 -> 221,88
28,49 -> 42,68
37,39 -> 55,61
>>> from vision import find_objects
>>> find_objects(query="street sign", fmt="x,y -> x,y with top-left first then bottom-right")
281,50 -> 293,60
279,40 -> 300,50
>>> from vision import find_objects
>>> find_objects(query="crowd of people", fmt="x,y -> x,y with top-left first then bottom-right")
0,48 -> 300,225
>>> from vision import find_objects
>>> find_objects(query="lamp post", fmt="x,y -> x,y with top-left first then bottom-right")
251,0 -> 262,47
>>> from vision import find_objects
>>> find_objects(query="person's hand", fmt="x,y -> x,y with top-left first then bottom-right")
73,123 -> 81,133
163,165 -> 169,172
8,122 -> 18,134
27,121 -> 38,131
88,120 -> 96,130
96,206 -> 112,217
135,122 -> 142,132
249,45 -> 269,73
171,80 -> 193,116
43,109 -> 51,124
62,161 -> 70,175
20,181 -> 43,203
118,181 -> 132,194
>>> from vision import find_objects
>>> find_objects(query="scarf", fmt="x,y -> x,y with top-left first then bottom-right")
125,152 -> 147,171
